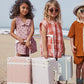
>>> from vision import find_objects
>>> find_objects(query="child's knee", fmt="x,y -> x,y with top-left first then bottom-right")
77,64 -> 82,69
82,62 -> 84,69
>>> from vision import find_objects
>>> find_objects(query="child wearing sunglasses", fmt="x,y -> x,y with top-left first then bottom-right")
68,1 -> 84,84
40,0 -> 65,84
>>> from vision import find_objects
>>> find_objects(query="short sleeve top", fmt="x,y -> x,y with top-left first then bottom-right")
68,20 -> 84,56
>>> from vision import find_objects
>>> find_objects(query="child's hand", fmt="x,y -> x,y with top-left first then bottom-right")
43,51 -> 48,59
25,41 -> 31,49
19,39 -> 25,45
71,45 -> 77,53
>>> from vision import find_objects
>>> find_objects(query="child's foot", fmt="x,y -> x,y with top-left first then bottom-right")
76,78 -> 83,84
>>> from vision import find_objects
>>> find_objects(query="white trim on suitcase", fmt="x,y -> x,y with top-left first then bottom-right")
7,82 -> 30,84
32,64 -> 48,67
7,62 -> 30,65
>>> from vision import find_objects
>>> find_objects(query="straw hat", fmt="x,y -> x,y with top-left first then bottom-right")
73,1 -> 84,16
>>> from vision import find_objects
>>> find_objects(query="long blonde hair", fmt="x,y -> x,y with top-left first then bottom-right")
44,0 -> 61,23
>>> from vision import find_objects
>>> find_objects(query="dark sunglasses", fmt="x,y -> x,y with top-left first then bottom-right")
49,8 -> 59,13
80,9 -> 84,13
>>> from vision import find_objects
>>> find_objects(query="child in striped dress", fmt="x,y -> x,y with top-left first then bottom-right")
40,0 -> 65,84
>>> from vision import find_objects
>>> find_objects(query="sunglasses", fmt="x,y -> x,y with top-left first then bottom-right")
49,8 -> 59,13
80,9 -> 84,13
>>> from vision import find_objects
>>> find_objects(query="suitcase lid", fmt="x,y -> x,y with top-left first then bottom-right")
7,57 -> 31,63
32,57 -> 56,65
58,55 -> 72,60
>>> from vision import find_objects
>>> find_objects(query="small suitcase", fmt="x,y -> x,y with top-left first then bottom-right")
32,57 -> 58,84
58,55 -> 73,81
7,57 -> 31,84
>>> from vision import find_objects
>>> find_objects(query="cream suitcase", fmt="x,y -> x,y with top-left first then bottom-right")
32,57 -> 58,84
7,57 -> 31,84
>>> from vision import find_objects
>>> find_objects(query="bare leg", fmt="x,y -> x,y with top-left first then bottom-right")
82,62 -> 84,84
76,63 -> 82,78
76,63 -> 82,84
82,62 -> 84,78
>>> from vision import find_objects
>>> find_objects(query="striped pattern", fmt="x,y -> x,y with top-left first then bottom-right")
40,20 -> 63,58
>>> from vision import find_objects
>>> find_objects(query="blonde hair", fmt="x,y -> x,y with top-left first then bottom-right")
77,7 -> 84,18
44,0 -> 61,23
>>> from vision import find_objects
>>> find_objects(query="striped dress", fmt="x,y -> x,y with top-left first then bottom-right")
40,19 -> 63,58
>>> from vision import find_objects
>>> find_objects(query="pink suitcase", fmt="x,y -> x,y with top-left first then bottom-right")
7,57 -> 31,84
32,57 -> 58,84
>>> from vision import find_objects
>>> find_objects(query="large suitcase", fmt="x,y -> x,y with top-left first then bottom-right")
32,57 -> 58,84
58,55 -> 73,81
7,57 -> 31,84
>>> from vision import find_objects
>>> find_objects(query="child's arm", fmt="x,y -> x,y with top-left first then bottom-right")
10,18 -> 25,44
70,37 -> 76,53
41,25 -> 48,59
26,20 -> 34,48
